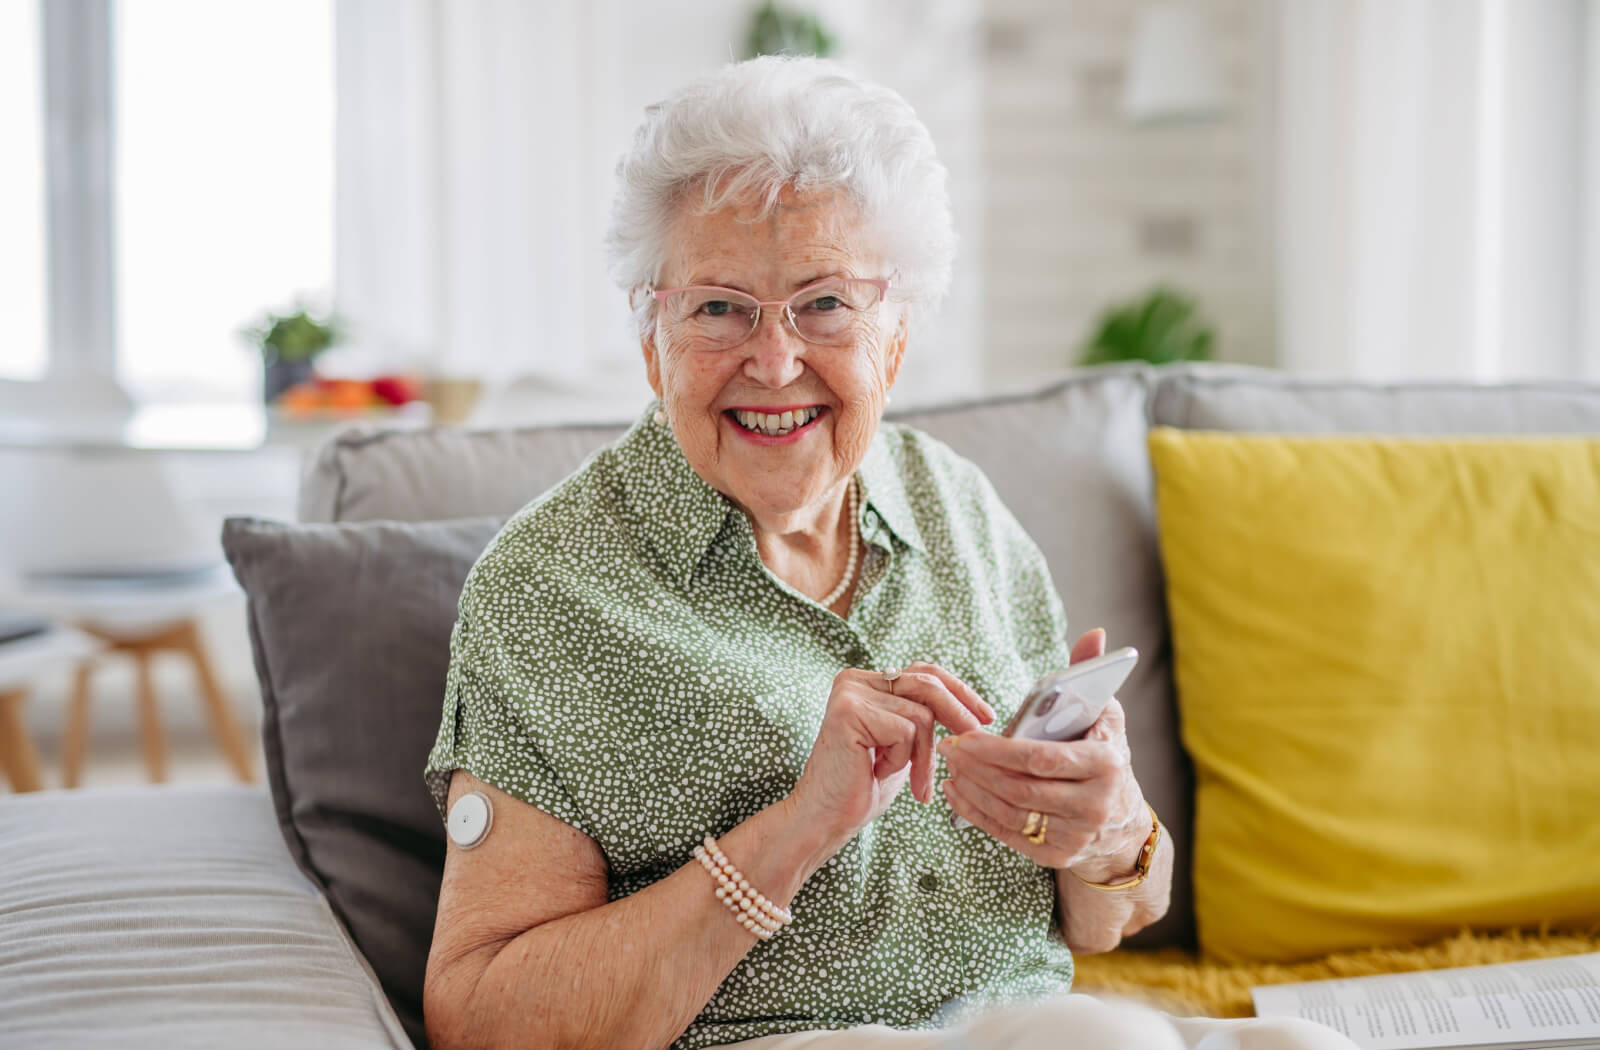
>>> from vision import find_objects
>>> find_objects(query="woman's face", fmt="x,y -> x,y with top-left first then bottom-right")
643,186 -> 906,526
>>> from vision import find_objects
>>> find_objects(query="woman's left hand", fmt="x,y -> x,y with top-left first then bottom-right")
938,629 -> 1149,879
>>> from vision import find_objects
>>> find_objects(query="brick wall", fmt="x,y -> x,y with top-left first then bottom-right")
980,0 -> 1277,388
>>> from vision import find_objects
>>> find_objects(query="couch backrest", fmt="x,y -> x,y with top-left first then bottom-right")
296,363 -> 1600,952
298,419 -> 633,525
1151,366 -> 1600,434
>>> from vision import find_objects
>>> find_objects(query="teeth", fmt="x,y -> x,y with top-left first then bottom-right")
734,406 -> 821,435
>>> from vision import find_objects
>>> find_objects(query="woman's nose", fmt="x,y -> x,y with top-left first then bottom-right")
741,309 -> 806,387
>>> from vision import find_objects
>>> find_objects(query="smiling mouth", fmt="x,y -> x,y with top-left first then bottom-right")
728,406 -> 825,437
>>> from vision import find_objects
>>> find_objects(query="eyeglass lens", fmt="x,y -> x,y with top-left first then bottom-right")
662,279 -> 885,349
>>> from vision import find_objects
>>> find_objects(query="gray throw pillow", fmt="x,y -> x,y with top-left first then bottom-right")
223,515 -> 504,1050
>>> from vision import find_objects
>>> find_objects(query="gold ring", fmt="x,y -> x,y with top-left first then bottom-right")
1025,812 -> 1049,845
881,668 -> 902,684
1021,810 -> 1043,838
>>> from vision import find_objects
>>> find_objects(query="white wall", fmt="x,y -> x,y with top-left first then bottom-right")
980,0 -> 1278,389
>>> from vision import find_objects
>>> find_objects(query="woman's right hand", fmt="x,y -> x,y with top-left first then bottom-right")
787,663 -> 995,852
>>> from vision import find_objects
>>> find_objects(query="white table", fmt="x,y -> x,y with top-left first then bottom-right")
0,399 -> 431,453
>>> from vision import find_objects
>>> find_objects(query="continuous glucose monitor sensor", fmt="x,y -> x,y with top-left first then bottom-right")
447,790 -> 494,849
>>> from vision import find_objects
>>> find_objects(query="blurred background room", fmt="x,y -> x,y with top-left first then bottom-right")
1,0 -> 1597,794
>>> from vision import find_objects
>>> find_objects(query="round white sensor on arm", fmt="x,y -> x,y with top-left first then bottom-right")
447,790 -> 494,849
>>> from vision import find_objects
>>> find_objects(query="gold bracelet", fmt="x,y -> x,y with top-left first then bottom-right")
1067,803 -> 1161,892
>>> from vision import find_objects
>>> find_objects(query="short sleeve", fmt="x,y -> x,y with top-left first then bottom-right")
422,593 -> 587,833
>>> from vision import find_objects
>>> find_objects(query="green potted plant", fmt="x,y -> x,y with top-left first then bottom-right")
240,303 -> 345,403
743,1 -> 835,59
1078,286 -> 1215,366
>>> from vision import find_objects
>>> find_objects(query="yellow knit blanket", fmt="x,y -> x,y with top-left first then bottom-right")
1071,929 -> 1600,1018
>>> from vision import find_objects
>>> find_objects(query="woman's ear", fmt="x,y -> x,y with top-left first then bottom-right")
642,330 -> 663,400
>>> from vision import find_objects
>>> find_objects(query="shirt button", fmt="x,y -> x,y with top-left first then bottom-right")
917,872 -> 940,893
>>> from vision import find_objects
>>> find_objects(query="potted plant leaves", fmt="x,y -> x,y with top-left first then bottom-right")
1078,286 -> 1215,366
743,1 -> 835,59
240,303 -> 346,404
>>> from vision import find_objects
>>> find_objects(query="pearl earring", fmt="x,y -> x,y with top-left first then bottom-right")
653,406 -> 667,426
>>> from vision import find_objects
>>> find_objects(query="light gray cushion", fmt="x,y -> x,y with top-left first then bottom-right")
1152,364 -> 1600,433
0,784 -> 410,1050
223,515 -> 506,1050
297,420 -> 630,524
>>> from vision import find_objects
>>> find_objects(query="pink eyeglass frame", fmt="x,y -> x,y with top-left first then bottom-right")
647,276 -> 891,345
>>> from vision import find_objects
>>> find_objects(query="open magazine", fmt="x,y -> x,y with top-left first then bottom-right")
1252,952 -> 1600,1050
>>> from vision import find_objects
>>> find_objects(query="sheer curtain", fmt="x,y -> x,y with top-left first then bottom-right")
334,0 -> 631,384
1277,0 -> 1600,381
332,0 -> 983,398
1584,1 -> 1600,381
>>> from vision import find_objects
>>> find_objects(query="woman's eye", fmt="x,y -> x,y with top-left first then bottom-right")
806,295 -> 844,312
699,300 -> 735,317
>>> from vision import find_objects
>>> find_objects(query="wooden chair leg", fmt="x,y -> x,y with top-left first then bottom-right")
177,620 -> 254,783
0,688 -> 45,793
62,662 -> 94,789
133,650 -> 167,783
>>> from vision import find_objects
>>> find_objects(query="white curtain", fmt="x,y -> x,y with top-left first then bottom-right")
334,0 -> 632,383
1277,0 -> 1600,381
332,0 -> 982,400
1583,0 -> 1600,382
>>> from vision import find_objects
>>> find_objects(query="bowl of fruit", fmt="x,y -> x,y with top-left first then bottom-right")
272,374 -> 426,420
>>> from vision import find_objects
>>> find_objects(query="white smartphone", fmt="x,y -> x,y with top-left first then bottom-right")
949,646 -> 1138,829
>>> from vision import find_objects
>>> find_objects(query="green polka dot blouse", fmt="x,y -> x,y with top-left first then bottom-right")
424,406 -> 1076,1048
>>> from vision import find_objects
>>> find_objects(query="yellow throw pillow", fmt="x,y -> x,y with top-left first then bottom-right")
1147,428 -> 1600,964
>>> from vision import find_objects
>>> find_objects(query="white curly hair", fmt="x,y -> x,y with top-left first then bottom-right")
605,55 -> 955,340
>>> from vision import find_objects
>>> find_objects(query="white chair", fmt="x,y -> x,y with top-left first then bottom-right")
0,375 -> 255,787
0,622 -> 102,792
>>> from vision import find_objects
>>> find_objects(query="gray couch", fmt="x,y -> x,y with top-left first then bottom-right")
3,363 -> 1596,1050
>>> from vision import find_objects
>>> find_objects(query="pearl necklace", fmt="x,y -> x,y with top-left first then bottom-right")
818,477 -> 860,609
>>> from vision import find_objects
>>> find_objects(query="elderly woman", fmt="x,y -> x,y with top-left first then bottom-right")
421,57 -> 1355,1050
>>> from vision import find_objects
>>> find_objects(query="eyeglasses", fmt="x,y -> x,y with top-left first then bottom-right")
649,277 -> 890,352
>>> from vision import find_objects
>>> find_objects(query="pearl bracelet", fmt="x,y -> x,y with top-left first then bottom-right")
693,835 -> 793,941
692,846 -> 780,939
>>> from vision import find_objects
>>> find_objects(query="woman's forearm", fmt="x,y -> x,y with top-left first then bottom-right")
449,796 -> 837,1050
1054,832 -> 1173,954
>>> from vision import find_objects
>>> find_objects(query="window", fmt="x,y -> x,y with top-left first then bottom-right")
114,0 -> 335,401
0,0 -> 47,381
7,1 -> 333,399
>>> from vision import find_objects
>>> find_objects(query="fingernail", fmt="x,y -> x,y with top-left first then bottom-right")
937,736 -> 957,755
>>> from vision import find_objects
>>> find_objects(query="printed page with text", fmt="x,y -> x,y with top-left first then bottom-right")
1252,952 -> 1600,1050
